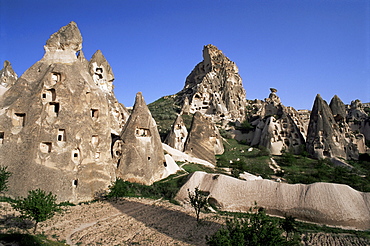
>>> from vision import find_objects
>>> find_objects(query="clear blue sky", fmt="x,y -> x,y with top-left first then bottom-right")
0,0 -> 369,110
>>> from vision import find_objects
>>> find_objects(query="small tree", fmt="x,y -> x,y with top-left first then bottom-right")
11,189 -> 62,233
0,166 -> 11,194
188,187 -> 208,223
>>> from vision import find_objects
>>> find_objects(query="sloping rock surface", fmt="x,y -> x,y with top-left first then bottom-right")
176,172 -> 370,230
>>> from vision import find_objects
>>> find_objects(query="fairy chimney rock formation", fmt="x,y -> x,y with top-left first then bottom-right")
247,89 -> 306,155
306,94 -> 348,159
164,114 -> 188,151
0,22 -> 127,202
88,50 -> 114,92
116,92 -> 166,185
329,95 -> 347,123
177,44 -> 246,122
184,112 -> 224,164
42,21 -> 82,63
0,60 -> 18,89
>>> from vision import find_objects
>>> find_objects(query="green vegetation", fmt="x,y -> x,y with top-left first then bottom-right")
0,233 -> 66,246
216,139 -> 273,179
188,187 -> 209,223
275,152 -> 370,192
207,205 -> 300,246
148,95 -> 181,140
11,189 -> 63,233
107,172 -> 189,203
0,166 -> 11,194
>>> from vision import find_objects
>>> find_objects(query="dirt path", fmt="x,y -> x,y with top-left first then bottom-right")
1,198 -> 222,245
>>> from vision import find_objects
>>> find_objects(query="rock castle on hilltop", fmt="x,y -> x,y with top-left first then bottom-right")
177,44 -> 247,123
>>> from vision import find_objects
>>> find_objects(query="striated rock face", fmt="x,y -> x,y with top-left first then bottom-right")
177,44 -> 246,122
0,22 -> 127,202
0,61 -> 18,89
115,92 -> 166,185
176,172 -> 370,230
184,112 -> 224,164
164,114 -> 188,151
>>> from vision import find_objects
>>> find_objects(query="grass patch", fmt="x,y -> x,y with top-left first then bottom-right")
274,153 -> 370,192
216,139 -> 273,178
107,172 -> 189,202
148,95 -> 181,140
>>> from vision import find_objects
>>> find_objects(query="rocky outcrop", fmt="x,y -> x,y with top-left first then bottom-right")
347,99 -> 370,143
176,44 -> 246,122
115,92 -> 166,185
183,112 -> 224,164
329,95 -> 347,123
0,61 -> 18,89
88,50 -> 114,92
0,22 -> 127,202
245,89 -> 306,155
176,172 -> 370,230
306,94 -> 362,160
164,114 -> 188,151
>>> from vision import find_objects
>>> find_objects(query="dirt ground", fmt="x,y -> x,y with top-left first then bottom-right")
1,197 -> 223,246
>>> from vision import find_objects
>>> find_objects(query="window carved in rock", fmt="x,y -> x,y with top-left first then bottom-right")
0,132 -> 4,144
91,135 -> 99,148
72,148 -> 81,163
51,72 -> 61,84
13,113 -> 25,127
40,142 -> 52,153
41,89 -> 56,102
91,109 -> 99,119
135,128 -> 151,137
48,102 -> 60,117
57,129 -> 66,142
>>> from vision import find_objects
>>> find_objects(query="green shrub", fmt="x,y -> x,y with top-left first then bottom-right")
11,189 -> 62,233
207,205 -> 299,246
0,166 -> 11,194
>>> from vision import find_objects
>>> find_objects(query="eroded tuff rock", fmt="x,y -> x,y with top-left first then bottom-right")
88,50 -> 115,92
164,114 -> 188,151
0,22 -> 127,202
176,172 -> 370,230
42,21 -> 83,63
115,92 -> 166,185
244,89 -> 306,155
306,94 -> 363,160
329,95 -> 347,123
0,61 -> 18,89
177,44 -> 246,122
184,112 -> 224,164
